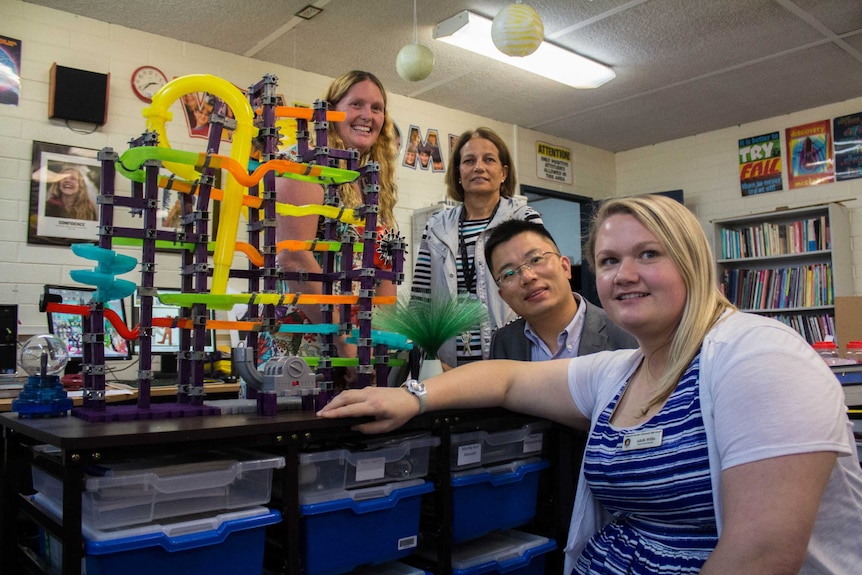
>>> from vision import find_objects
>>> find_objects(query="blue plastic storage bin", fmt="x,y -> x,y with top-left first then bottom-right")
34,496 -> 281,575
300,479 -> 434,575
451,458 -> 549,542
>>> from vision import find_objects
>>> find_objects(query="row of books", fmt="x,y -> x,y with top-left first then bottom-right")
720,263 -> 833,310
769,312 -> 836,345
719,215 -> 830,260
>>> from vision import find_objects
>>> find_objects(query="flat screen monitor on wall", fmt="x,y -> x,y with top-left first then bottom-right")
131,288 -> 216,375
44,284 -> 132,374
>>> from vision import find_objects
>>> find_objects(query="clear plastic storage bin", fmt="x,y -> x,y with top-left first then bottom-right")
298,433 -> 439,501
420,529 -> 556,575
32,449 -> 285,530
450,422 -> 549,470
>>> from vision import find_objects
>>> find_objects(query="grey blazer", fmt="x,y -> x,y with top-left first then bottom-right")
488,295 -> 637,558
489,296 -> 637,360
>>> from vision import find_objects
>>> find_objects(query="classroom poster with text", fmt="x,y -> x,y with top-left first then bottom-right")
739,131 -> 782,196
833,112 -> 862,181
785,120 -> 834,189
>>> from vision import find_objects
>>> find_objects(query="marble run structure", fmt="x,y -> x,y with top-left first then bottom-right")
37,73 -> 409,422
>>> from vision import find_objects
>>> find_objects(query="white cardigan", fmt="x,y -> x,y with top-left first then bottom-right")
563,311 -> 862,574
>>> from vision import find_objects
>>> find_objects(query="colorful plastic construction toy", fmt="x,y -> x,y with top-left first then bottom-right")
41,73 -> 409,422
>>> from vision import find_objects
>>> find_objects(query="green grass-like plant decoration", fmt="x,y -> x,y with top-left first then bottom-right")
373,293 -> 489,359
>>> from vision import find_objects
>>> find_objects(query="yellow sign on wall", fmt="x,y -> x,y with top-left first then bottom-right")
536,142 -> 572,184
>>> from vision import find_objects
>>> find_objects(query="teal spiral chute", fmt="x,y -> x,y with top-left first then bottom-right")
69,244 -> 137,303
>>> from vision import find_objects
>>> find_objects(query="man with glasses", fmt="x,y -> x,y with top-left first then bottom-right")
483,219 -> 636,571
484,219 -> 635,362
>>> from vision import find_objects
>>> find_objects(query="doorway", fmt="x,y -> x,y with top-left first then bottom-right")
520,186 -> 598,305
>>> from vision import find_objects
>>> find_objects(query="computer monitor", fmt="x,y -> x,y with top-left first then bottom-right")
131,288 -> 216,376
44,284 -> 132,374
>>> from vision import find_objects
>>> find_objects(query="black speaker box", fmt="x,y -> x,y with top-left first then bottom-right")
0,305 -> 17,374
49,63 -> 110,125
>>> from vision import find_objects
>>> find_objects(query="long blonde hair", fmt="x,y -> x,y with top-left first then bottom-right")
585,194 -> 735,408
48,167 -> 97,220
324,71 -> 398,229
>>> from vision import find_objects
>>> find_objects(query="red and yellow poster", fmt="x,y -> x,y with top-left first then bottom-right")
739,132 -> 782,196
785,120 -> 834,189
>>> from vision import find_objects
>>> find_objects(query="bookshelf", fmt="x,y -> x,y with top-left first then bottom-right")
714,203 -> 852,344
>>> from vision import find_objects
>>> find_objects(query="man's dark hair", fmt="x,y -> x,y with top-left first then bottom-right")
484,220 -> 558,273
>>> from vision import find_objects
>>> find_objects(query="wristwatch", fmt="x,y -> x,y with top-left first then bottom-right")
401,379 -> 427,415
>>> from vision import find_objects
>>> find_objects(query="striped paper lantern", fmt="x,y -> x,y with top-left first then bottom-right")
491,4 -> 544,57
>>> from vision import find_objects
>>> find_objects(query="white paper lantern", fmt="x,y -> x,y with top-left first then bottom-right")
492,4 -> 544,57
396,44 -> 434,82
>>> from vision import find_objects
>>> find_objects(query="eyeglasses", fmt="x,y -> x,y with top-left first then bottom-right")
495,251 -> 562,286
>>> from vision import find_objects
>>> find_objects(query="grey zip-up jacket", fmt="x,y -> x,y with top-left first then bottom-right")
411,197 -> 541,366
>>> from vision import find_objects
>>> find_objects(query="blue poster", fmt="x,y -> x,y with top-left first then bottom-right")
0,35 -> 21,106
834,112 -> 862,182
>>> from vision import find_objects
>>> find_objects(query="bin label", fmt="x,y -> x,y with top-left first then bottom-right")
355,456 -> 386,482
523,433 -> 544,454
457,443 -> 482,467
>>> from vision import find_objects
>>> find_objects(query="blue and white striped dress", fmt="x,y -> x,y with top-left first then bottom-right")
574,353 -> 718,575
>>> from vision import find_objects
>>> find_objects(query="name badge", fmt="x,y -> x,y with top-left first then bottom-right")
622,429 -> 663,451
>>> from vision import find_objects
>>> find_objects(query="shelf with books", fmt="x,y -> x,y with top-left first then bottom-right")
714,203 -> 851,344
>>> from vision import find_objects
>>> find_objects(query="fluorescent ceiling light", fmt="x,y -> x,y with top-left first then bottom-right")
433,10 -> 615,89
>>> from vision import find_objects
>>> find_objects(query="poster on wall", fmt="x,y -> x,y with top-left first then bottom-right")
833,112 -> 862,181
28,141 -> 100,246
0,34 -> 21,106
738,132 -> 783,196
181,91 -> 239,141
536,142 -> 572,184
147,174 -> 221,253
402,126 -> 444,172
29,141 -> 222,249
785,120 -> 834,189
449,133 -> 459,157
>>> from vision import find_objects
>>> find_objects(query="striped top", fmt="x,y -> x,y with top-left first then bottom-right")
575,352 -> 718,574
412,208 -> 542,365
412,216 -> 490,363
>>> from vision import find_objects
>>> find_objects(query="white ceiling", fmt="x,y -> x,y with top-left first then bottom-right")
24,0 -> 862,152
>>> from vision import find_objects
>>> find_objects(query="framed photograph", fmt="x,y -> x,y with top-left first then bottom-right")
30,140 -> 222,252
110,168 -> 222,254
28,141 -> 101,246
149,170 -> 222,253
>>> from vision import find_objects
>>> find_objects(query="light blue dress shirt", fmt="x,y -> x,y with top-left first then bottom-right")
523,294 -> 584,361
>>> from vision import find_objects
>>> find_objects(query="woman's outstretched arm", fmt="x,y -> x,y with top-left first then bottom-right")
317,358 -> 588,434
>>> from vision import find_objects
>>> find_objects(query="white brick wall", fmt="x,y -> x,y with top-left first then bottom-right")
1,0 -> 859,341
0,0 -> 609,336
616,98 -> 862,295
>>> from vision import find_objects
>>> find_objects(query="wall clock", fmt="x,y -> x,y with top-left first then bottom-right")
131,65 -> 167,103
